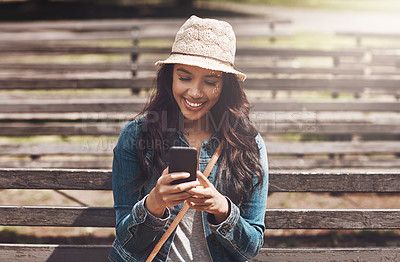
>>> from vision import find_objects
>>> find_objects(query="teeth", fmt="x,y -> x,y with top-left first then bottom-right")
185,99 -> 204,107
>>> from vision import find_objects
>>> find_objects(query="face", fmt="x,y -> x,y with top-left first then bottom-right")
172,64 -> 223,122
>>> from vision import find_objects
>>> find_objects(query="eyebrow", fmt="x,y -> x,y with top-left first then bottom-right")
205,74 -> 221,79
177,67 -> 221,79
177,68 -> 192,75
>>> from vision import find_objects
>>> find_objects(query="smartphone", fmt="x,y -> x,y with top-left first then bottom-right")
168,146 -> 198,185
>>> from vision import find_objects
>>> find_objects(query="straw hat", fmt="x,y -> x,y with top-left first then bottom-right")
155,15 -> 246,81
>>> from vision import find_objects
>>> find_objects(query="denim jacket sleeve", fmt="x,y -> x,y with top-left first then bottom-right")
112,120 -> 170,254
207,133 -> 269,261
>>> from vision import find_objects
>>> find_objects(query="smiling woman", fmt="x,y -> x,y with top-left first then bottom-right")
172,64 -> 223,124
109,15 -> 269,262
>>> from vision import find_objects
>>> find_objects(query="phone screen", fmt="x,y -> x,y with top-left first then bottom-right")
169,146 -> 197,185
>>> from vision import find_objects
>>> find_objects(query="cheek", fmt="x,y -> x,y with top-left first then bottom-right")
207,91 -> 222,109
210,84 -> 222,101
172,79 -> 178,94
172,80 -> 183,100
211,86 -> 221,96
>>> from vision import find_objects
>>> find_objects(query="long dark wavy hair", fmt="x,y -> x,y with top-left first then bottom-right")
135,64 -> 263,205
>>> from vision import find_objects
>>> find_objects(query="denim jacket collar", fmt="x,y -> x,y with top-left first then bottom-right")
174,130 -> 220,150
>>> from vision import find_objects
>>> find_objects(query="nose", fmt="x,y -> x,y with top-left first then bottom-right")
187,81 -> 203,99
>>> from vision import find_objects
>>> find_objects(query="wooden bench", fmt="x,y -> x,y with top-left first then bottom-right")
1,18 -> 400,261
1,93 -> 399,170
336,31 -> 400,47
368,49 -> 400,77
1,168 -> 400,261
3,18 -> 399,170
336,31 -> 400,78
2,140 -> 400,170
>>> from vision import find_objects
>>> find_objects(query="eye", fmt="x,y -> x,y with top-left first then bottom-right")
179,77 -> 191,81
205,81 -> 217,86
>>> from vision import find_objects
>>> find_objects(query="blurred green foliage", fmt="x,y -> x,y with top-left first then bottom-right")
201,0 -> 400,13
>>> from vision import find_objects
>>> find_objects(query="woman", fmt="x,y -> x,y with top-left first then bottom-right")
109,15 -> 268,262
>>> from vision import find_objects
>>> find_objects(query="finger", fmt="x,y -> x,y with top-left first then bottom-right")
164,191 -> 193,202
187,187 -> 213,197
196,171 -> 212,186
163,172 -> 190,184
161,167 -> 169,176
158,172 -> 185,186
170,180 -> 200,193
186,185 -> 205,195
186,198 -> 206,206
187,197 -> 212,205
187,201 -> 209,211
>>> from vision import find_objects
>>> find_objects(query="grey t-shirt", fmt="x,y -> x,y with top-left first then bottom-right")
166,208 -> 212,262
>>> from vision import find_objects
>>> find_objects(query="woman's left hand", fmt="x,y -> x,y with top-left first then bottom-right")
186,171 -> 230,224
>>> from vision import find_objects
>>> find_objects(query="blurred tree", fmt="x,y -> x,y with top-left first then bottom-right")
177,0 -> 195,8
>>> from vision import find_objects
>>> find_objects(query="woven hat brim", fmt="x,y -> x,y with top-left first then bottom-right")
155,53 -> 246,82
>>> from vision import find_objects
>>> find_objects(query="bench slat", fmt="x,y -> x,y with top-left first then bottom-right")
0,160 -> 112,169
0,78 -> 138,89
245,78 -> 400,93
236,48 -> 364,57
244,66 -> 365,75
337,31 -> 400,39
256,247 -> 400,262
0,45 -> 170,55
4,158 -> 400,170
2,141 -> 400,156
0,31 -> 175,42
0,244 -> 111,262
2,99 -> 399,113
269,171 -> 400,193
0,169 -> 111,190
2,77 -> 400,94
253,101 -> 400,112
0,206 -> 114,227
266,209 -> 400,229
0,98 -> 146,113
1,169 -> 400,192
267,141 -> 400,154
0,245 -> 398,262
1,206 -> 400,229
0,30 -> 287,42
0,18 -> 291,31
0,62 -> 365,75
1,44 -> 362,57
2,122 -> 400,136
1,111 -> 397,122
270,158 -> 400,170
0,62 -> 133,71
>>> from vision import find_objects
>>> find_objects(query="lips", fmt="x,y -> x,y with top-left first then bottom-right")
183,98 -> 206,110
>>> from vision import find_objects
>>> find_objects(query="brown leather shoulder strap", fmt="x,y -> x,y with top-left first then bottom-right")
146,143 -> 223,262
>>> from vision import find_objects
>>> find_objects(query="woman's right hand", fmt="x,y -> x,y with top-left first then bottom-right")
145,167 -> 200,218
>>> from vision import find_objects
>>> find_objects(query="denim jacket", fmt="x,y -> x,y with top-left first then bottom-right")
109,118 -> 269,262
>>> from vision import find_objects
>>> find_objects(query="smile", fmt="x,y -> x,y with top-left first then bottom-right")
184,98 -> 206,108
